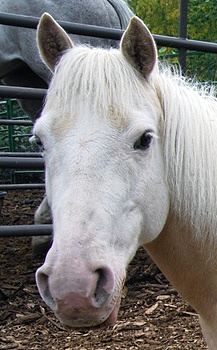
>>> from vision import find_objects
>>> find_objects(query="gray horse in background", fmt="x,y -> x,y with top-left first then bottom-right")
0,0 -> 133,121
0,0 -> 134,254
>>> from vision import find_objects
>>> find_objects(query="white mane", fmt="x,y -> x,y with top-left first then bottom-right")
153,68 -> 217,237
45,45 -> 217,238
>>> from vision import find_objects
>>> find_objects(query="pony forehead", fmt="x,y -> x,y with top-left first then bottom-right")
37,105 -> 160,143
43,45 -> 161,131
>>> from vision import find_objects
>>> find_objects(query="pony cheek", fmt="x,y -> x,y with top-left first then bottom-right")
139,195 -> 170,244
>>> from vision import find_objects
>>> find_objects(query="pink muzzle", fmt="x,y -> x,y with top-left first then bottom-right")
36,264 -> 124,327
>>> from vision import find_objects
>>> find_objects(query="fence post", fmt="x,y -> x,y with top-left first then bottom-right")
6,99 -> 15,152
178,0 -> 188,74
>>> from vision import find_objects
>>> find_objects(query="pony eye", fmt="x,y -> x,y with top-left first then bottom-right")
134,131 -> 153,150
30,135 -> 44,151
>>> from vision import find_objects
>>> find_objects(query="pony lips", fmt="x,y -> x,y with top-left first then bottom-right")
101,294 -> 122,327
54,290 -> 122,328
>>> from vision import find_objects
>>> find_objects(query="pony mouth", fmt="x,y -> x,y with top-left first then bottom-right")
54,274 -> 126,329
99,294 -> 121,327
58,293 -> 122,329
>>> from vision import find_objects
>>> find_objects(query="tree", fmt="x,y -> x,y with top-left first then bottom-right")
127,0 -> 180,37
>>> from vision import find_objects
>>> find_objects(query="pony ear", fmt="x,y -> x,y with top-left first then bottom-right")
121,17 -> 157,79
37,13 -> 74,72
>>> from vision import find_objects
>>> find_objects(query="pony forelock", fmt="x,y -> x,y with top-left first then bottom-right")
44,46 -> 161,127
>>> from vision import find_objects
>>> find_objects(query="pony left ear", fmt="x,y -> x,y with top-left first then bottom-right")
121,17 -> 157,79
37,13 -> 74,72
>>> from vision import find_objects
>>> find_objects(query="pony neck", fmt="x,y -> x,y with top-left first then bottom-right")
145,209 -> 217,339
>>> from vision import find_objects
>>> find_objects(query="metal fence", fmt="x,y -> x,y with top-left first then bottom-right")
0,0 -> 217,237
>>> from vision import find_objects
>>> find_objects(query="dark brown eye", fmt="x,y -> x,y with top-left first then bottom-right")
32,135 -> 44,152
134,131 -> 153,150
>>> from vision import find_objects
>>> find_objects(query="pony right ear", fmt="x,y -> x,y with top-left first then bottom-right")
37,13 -> 74,72
121,17 -> 157,79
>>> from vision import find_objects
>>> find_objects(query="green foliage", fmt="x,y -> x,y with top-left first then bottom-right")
127,0 -> 217,82
0,100 -> 36,153
188,0 -> 217,42
127,0 -> 180,36
0,100 -> 43,184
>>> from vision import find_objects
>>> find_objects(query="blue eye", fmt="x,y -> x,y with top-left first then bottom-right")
134,131 -> 153,150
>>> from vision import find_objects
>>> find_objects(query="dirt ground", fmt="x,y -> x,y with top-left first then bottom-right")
0,190 -> 207,349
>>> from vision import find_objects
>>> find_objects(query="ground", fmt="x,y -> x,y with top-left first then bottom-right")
0,190 -> 207,349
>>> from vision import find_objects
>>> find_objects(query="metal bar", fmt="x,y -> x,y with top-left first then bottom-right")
0,12 -> 217,53
0,225 -> 52,237
0,183 -> 44,190
178,0 -> 188,73
0,86 -> 46,99
0,11 -> 123,40
0,12 -> 39,29
154,35 -> 217,53
0,119 -> 32,126
0,184 -> 45,190
0,157 -> 44,169
179,0 -> 188,38
0,152 -> 41,157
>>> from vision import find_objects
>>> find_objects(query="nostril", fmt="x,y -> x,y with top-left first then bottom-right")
36,271 -> 48,291
93,267 -> 114,307
36,270 -> 56,310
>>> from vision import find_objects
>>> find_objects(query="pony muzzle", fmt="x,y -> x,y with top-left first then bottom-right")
36,265 -> 121,327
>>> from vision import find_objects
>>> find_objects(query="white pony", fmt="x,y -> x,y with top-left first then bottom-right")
34,13 -> 217,349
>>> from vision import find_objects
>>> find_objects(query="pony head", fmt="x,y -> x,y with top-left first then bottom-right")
34,13 -> 169,327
